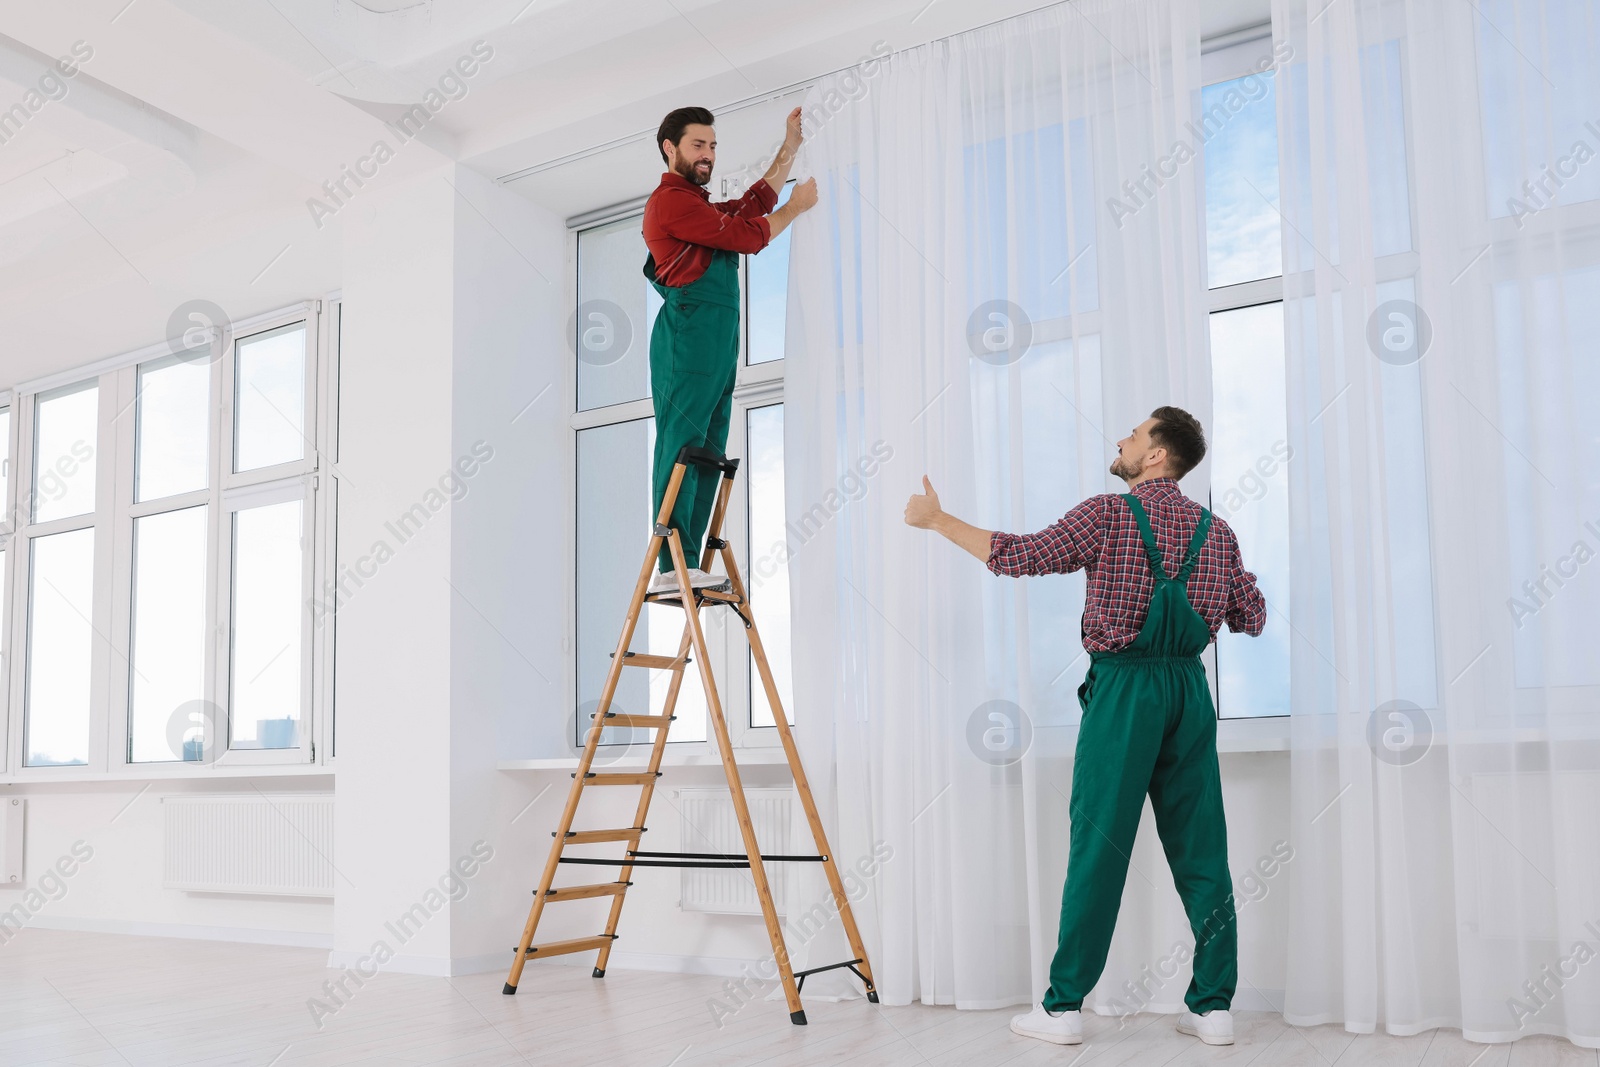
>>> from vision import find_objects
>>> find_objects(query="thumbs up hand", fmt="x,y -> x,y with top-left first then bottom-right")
904,475 -> 943,529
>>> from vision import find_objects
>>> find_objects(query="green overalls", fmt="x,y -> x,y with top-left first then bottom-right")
643,247 -> 741,573
1043,494 -> 1237,1015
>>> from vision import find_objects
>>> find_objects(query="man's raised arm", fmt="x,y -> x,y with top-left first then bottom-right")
904,476 -> 994,561
905,475 -> 1102,576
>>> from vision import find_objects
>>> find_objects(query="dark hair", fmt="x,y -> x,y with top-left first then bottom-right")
1148,405 -> 1207,479
657,107 -> 715,164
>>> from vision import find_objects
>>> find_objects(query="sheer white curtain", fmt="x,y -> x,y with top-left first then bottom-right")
780,0 -> 1214,1009
1274,0 -> 1600,1046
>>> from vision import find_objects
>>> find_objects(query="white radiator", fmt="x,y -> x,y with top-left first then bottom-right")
162,794 -> 335,897
675,787 -> 793,917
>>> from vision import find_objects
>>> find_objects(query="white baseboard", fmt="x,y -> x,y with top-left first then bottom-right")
325,948 -> 511,977
21,913 -> 332,949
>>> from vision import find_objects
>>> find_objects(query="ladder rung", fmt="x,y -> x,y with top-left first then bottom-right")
559,827 -> 646,843
595,713 -> 674,729
513,935 -> 617,958
578,772 -> 660,786
643,586 -> 740,606
540,882 -> 631,901
611,652 -> 689,670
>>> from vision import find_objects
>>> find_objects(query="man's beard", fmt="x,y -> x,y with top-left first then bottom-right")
1109,454 -> 1140,480
675,156 -> 712,186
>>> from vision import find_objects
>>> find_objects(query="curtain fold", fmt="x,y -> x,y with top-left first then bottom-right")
781,0 -> 1211,1010
1272,0 -> 1600,1045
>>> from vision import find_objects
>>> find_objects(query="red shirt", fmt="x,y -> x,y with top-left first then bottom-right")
642,172 -> 778,287
986,477 -> 1267,653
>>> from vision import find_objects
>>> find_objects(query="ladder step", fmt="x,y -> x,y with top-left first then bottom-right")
577,772 -> 660,786
611,652 -> 689,670
513,935 -> 617,958
540,882 -> 631,901
558,827 -> 646,843
594,713 -> 674,729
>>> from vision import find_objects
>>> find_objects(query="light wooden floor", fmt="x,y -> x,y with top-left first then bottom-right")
1,929 -> 1594,1067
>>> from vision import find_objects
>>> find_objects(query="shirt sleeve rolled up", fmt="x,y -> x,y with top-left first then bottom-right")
986,497 -> 1106,577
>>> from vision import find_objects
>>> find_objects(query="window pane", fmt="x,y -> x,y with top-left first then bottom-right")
748,188 -> 792,365
130,506 -> 209,762
26,527 -> 95,766
1477,0 -> 1600,220
1209,302 -> 1290,718
576,419 -> 707,746
33,382 -> 97,523
234,325 -> 306,472
577,217 -> 659,411
230,500 -> 303,749
137,355 -> 210,501
1202,71 -> 1282,288
746,405 -> 792,726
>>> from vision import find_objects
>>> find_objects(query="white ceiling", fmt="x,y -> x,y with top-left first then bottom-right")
0,0 -> 1268,386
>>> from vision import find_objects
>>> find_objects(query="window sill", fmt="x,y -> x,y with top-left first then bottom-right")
499,748 -> 792,772
499,723 -> 1291,772
1216,717 -> 1290,752
0,764 -> 332,786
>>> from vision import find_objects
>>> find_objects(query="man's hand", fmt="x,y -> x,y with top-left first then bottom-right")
904,475 -> 943,528
765,176 -> 818,240
905,475 -> 996,563
790,176 -> 818,213
764,107 -> 806,197
784,105 -> 804,152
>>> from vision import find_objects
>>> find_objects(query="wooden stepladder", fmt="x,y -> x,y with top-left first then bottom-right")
503,445 -> 877,1024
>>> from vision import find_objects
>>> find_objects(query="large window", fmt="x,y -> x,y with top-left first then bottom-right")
1200,30 -> 1427,718
3,302 -> 338,776
573,179 -> 794,756
1199,41 -> 1292,719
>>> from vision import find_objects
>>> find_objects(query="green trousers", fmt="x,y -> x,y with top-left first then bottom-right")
1042,495 -> 1237,1016
644,248 -> 740,573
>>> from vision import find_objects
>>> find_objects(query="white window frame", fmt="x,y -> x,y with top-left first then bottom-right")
569,198 -> 793,765
0,390 -> 14,772
1,299 -> 340,781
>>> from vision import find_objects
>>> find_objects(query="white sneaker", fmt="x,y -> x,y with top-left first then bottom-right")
647,568 -> 727,595
1177,1008 -> 1234,1045
1009,1005 -> 1083,1045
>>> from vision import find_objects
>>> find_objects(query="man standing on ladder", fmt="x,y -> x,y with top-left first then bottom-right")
902,406 -> 1267,1048
643,105 -> 818,594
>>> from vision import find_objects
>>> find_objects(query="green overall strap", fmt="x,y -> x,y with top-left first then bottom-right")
1121,494 -> 1167,580
1173,509 -> 1213,583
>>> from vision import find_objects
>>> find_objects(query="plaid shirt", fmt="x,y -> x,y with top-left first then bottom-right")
986,477 -> 1266,652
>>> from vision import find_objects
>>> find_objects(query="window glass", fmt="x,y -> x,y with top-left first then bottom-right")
130,505 -> 209,761
745,404 -> 792,726
234,324 -> 306,473
33,382 -> 97,523
1209,302 -> 1291,718
576,419 -> 708,747
26,527 -> 95,766
230,499 -> 303,749
137,355 -> 210,501
1203,70 -> 1282,287
577,218 -> 659,411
